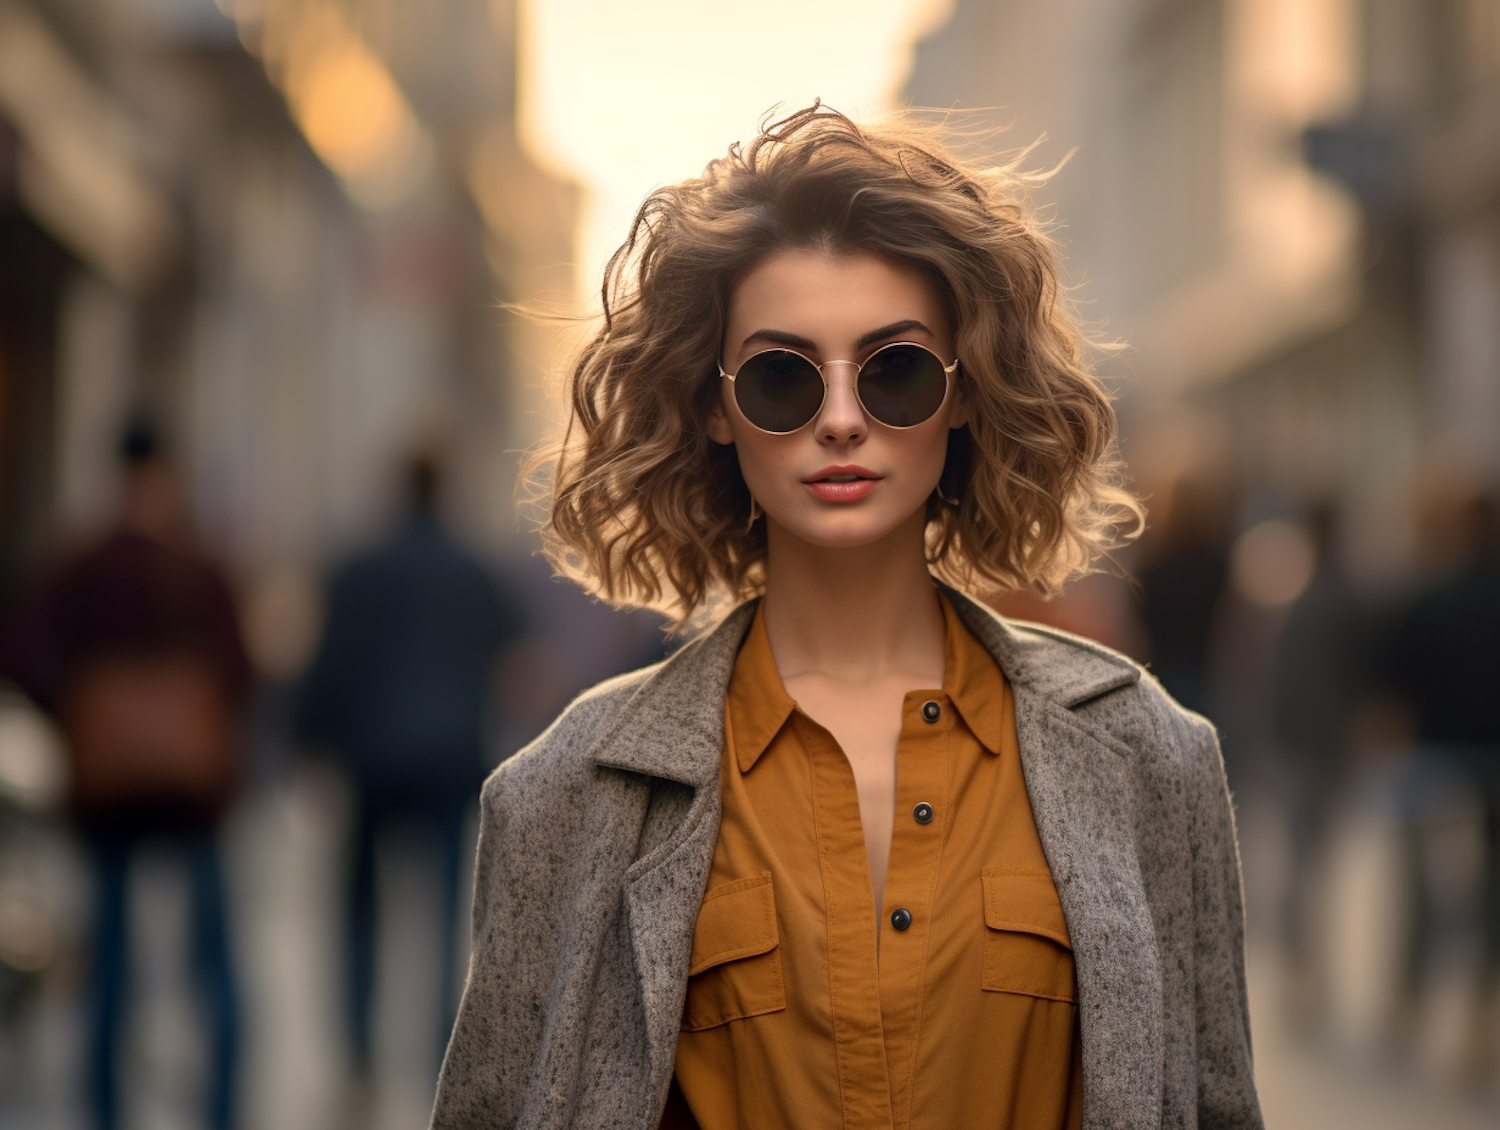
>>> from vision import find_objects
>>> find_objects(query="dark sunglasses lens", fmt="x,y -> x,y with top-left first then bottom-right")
733,350 -> 824,433
857,345 -> 949,427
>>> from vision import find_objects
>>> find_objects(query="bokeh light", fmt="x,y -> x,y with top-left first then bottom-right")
519,0 -> 955,294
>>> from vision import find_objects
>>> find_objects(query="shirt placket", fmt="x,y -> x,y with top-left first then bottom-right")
878,692 -> 954,1130
802,716 -> 896,1130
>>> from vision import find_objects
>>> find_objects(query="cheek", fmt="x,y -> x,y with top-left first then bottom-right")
902,422 -> 955,480
730,427 -> 789,492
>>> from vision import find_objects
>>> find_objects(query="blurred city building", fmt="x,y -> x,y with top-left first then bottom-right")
0,0 -> 579,645
910,0 -> 1500,580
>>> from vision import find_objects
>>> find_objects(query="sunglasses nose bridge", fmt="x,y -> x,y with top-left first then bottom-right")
817,357 -> 860,387
810,359 -> 868,441
816,358 -> 861,394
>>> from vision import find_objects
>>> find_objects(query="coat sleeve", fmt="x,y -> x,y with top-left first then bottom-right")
431,771 -> 530,1129
1181,713 -> 1265,1129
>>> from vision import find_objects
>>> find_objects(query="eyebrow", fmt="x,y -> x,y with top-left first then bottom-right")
740,319 -> 934,354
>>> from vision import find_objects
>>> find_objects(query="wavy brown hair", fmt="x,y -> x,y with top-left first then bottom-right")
536,103 -> 1142,623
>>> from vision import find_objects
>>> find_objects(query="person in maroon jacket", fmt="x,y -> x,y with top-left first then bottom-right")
2,418 -> 249,1130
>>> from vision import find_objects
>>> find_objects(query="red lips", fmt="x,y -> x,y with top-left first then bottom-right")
802,464 -> 882,484
803,465 -> 883,502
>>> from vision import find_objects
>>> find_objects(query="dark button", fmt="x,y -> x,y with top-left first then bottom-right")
921,700 -> 941,723
891,908 -> 913,931
913,802 -> 934,825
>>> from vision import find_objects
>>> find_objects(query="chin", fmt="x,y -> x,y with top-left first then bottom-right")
775,503 -> 920,550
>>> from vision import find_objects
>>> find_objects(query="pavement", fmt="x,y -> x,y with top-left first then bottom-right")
2,772 -> 1498,1129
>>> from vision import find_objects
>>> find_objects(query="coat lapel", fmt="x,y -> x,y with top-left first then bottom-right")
590,602 -> 756,790
621,783 -> 722,1104
948,590 -> 1165,1130
590,603 -> 757,1109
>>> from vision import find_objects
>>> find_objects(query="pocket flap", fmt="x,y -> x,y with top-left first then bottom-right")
689,872 -> 779,975
982,868 -> 1071,950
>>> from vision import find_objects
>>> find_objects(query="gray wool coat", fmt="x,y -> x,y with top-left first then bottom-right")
431,589 -> 1263,1130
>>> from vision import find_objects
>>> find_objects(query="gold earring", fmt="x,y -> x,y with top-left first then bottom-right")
746,496 -> 761,533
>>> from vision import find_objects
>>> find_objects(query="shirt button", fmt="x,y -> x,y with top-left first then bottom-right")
890,908 -> 912,931
913,802 -> 934,825
921,700 -> 941,723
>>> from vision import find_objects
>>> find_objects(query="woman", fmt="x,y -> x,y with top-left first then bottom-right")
433,105 -> 1261,1130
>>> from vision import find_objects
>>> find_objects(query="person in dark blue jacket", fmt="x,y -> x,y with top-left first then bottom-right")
296,453 -> 524,1082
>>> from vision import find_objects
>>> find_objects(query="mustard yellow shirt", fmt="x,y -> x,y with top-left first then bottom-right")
664,592 -> 1083,1129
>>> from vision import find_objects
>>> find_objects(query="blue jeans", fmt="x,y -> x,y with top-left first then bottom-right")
86,826 -> 240,1130
347,787 -> 470,1078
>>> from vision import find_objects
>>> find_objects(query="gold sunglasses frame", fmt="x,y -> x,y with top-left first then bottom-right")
716,341 -> 960,434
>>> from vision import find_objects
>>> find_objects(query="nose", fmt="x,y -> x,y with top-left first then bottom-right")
814,362 -> 868,445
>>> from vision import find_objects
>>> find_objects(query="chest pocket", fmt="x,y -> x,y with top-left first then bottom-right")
681,871 -> 786,1031
980,867 -> 1077,1002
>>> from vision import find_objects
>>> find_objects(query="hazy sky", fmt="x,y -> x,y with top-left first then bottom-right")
518,0 -> 954,299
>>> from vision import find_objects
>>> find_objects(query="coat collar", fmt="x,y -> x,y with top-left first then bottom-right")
588,586 -> 1141,787
589,600 -> 757,788
942,586 -> 1141,709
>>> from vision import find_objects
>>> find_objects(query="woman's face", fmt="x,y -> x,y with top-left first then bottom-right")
709,247 -> 964,552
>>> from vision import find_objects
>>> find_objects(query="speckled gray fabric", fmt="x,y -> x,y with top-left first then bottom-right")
431,589 -> 1263,1130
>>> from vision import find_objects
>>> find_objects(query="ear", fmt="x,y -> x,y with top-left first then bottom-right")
947,383 -> 970,430
707,390 -> 735,445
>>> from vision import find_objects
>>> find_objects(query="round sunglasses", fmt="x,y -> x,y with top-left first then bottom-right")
718,342 -> 958,434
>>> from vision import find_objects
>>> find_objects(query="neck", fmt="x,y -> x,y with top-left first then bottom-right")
760,509 -> 946,685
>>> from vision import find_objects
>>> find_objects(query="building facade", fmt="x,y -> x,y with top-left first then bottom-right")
0,0 -> 578,671
908,0 -> 1500,582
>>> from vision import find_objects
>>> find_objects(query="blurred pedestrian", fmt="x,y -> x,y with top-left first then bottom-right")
1137,477 -> 1235,716
0,417 -> 249,1130
1384,490 -> 1500,1081
294,453 -> 524,1087
1270,502 -> 1367,1026
492,553 -> 671,757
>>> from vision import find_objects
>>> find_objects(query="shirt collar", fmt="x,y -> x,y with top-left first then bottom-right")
938,589 -> 1009,755
589,589 -> 1138,789
725,589 -> 1007,773
726,601 -> 797,773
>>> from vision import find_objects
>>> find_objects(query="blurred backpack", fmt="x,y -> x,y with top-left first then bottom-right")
63,649 -> 238,816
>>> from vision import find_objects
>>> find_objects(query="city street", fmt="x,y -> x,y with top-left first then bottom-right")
3,0 -> 1499,1128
